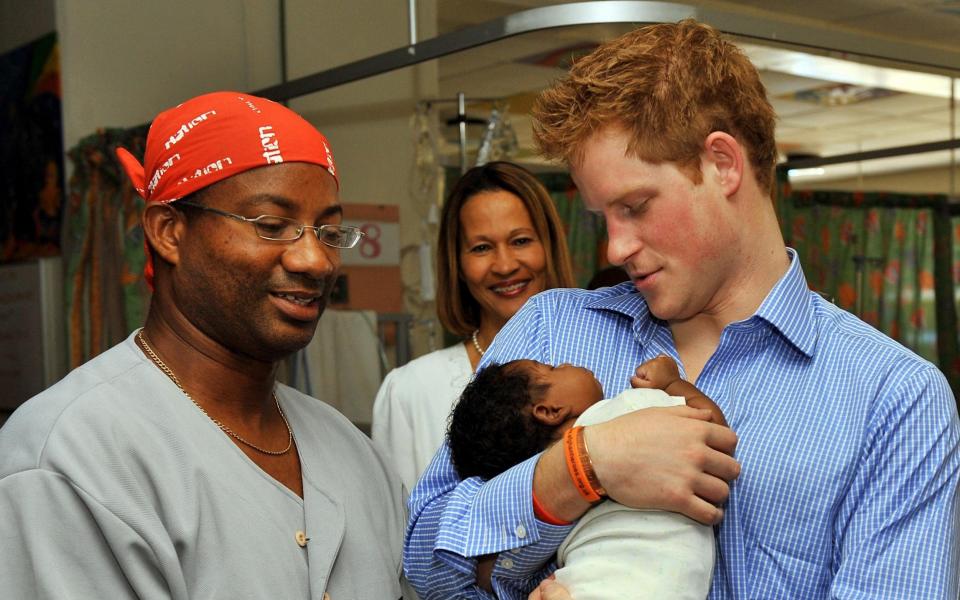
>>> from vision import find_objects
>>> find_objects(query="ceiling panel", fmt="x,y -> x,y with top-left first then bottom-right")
432,0 -> 960,179
834,4 -> 960,49
760,71 -> 831,96
771,99 -> 824,118
854,93 -> 955,115
703,0 -> 911,23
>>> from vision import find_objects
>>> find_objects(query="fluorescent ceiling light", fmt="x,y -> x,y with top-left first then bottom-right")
787,150 -> 958,185
740,42 -> 956,99
788,167 -> 826,177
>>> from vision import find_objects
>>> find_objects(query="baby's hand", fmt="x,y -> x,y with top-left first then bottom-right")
631,355 -> 681,390
529,575 -> 570,600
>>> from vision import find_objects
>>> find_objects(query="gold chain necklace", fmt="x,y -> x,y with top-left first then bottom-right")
137,329 -> 293,456
471,329 -> 487,356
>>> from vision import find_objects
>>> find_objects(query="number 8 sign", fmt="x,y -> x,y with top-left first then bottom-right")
358,223 -> 382,259
341,220 -> 399,266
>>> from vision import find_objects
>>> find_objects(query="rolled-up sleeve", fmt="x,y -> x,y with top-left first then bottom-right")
405,447 -> 573,599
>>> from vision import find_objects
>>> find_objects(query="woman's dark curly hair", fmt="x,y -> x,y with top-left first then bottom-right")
448,361 -> 558,480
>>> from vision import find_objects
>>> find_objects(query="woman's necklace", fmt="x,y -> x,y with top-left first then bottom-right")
137,329 -> 293,456
471,329 -> 487,356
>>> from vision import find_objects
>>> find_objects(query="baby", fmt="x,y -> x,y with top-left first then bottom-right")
448,355 -> 727,600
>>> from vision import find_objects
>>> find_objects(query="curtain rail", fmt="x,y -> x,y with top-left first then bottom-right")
253,1 -> 960,103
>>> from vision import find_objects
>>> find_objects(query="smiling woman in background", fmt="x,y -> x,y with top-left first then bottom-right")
372,161 -> 575,493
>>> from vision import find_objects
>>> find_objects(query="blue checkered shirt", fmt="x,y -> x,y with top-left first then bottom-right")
405,250 -> 960,599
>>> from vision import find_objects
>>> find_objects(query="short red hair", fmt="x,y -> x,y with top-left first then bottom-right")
533,20 -> 778,194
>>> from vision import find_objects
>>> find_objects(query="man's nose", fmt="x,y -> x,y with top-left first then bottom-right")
605,224 -> 642,266
282,231 -> 339,279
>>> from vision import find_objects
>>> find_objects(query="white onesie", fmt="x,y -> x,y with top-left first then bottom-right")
554,388 -> 715,600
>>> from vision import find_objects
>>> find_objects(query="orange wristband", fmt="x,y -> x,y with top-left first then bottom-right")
563,426 -> 606,504
532,489 -> 571,526
576,425 -> 606,499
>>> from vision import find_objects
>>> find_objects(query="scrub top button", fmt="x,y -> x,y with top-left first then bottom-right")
295,530 -> 309,547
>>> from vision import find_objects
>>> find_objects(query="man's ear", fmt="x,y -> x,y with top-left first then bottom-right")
142,202 -> 187,267
703,131 -> 743,198
531,402 -> 571,426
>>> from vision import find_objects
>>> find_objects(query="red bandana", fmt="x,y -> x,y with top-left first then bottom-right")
115,91 -> 339,288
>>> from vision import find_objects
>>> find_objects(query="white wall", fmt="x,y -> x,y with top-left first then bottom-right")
285,0 -> 438,208
286,0 -> 441,358
55,0 -> 283,153
0,0 -> 55,54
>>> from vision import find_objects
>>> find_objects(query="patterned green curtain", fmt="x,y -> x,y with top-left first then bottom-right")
949,214 -> 960,383
776,168 -> 959,396
537,172 -> 606,288
64,126 -> 149,368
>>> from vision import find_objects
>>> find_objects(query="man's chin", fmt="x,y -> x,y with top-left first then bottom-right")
262,320 -> 322,360
256,299 -> 333,360
645,299 -> 684,323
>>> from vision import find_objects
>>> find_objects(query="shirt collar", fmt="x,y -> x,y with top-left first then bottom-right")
584,281 -> 662,347
585,248 -> 817,357
752,247 -> 817,358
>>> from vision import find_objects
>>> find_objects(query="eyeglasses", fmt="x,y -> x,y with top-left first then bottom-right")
176,201 -> 365,249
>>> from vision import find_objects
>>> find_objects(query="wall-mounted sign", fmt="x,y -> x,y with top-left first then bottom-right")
335,204 -> 403,313
340,219 -> 400,267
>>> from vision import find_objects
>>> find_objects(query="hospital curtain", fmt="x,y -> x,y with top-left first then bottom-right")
64,126 -> 149,367
538,172 -> 607,288
775,169 -> 960,397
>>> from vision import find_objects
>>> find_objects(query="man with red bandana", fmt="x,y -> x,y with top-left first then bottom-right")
0,91 -> 407,599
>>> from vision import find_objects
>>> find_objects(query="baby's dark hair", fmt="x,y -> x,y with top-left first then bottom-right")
448,361 -> 557,480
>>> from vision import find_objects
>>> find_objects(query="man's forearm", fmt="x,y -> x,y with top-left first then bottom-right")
533,440 -> 593,523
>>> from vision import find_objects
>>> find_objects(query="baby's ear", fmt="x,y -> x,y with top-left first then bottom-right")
532,403 -> 569,426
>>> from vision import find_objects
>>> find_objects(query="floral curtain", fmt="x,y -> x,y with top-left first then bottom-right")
776,168 -> 959,397
64,126 -> 149,368
537,172 -> 606,288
